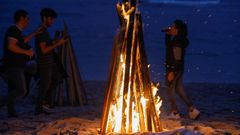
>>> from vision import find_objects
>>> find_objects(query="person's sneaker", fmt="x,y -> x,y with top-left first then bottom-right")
34,109 -> 51,116
168,112 -> 181,119
42,104 -> 54,112
49,104 -> 55,109
189,107 -> 200,120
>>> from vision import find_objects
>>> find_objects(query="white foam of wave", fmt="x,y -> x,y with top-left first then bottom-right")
147,0 -> 220,5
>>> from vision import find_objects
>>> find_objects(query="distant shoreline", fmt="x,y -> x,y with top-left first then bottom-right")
146,0 -> 220,5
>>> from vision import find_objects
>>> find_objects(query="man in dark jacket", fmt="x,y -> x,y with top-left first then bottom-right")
3,9 -> 41,118
164,19 -> 200,119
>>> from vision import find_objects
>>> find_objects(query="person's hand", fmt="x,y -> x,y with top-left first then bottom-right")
165,27 -> 172,35
166,30 -> 171,35
167,72 -> 175,82
25,49 -> 34,57
34,26 -> 44,35
52,40 -> 57,45
56,38 -> 67,46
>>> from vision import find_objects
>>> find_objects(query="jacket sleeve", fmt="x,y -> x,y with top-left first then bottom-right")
165,34 -> 171,46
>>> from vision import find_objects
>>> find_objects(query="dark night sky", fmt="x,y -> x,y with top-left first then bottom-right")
0,0 -> 239,83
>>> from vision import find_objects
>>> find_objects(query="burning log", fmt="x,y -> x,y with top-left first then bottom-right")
100,0 -> 162,134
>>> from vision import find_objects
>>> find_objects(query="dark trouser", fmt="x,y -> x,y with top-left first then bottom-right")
6,62 -> 36,115
24,61 -> 37,98
166,71 -> 193,112
6,68 -> 27,115
35,63 -> 61,112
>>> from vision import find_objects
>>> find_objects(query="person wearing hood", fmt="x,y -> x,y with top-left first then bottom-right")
164,19 -> 200,119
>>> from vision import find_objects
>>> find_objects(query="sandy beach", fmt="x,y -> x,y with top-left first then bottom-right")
0,81 -> 239,135
0,0 -> 240,134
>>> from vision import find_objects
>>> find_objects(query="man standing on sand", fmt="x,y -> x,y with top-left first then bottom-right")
34,8 -> 67,115
3,9 -> 41,118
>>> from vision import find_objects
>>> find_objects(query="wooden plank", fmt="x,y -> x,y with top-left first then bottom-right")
101,29 -> 123,134
56,22 -> 88,106
136,13 -> 162,132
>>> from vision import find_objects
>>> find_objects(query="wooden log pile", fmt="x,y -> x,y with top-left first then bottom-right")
100,1 -> 162,134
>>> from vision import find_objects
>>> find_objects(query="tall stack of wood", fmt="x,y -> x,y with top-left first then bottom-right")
54,22 -> 88,106
100,0 -> 162,134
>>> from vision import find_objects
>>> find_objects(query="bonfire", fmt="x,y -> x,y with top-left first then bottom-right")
100,1 -> 162,134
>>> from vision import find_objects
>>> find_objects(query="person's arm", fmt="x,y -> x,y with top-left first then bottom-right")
8,38 -> 34,57
24,27 -> 43,43
39,38 -> 66,54
165,33 -> 171,46
24,32 -> 37,43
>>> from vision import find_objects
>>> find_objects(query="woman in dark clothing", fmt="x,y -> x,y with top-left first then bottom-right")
164,20 -> 200,119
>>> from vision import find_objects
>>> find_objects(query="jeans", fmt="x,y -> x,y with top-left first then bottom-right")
35,63 -> 61,111
166,71 -> 193,112
6,62 -> 37,115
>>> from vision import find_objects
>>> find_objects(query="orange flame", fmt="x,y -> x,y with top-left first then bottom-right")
104,53 -> 162,134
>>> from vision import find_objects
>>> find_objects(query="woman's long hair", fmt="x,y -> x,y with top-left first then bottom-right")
174,19 -> 188,37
